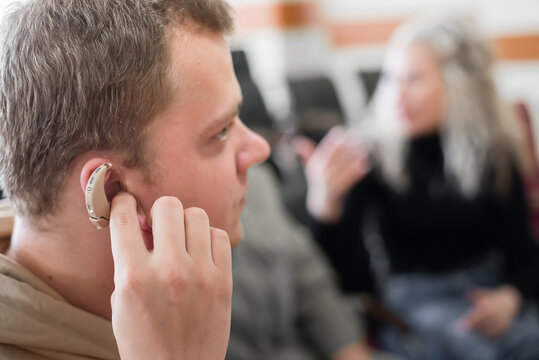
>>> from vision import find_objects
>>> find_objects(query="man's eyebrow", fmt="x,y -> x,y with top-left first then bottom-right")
202,101 -> 243,137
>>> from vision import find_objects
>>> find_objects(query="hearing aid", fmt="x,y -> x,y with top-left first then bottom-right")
85,163 -> 112,229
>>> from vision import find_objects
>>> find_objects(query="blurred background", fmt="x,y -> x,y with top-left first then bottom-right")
0,2 -> 538,358
224,0 -> 539,227
227,0 -> 539,132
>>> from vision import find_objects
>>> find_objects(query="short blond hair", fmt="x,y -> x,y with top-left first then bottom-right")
0,0 -> 233,217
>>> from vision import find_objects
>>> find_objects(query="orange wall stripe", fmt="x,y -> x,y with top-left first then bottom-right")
234,2 -> 319,30
234,3 -> 539,60
495,34 -> 539,60
328,19 -> 403,47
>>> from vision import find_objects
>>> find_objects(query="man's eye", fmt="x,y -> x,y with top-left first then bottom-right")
215,126 -> 230,141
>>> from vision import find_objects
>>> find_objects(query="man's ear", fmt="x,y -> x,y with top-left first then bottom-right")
80,158 -> 124,204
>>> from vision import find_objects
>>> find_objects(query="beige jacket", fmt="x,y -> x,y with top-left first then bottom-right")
0,200 -> 119,360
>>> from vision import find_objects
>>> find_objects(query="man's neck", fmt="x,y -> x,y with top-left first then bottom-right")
6,204 -> 115,319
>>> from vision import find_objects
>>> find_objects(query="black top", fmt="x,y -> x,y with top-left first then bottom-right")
309,133 -> 539,299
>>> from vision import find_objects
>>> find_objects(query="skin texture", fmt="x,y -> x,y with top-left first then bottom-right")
126,27 -> 271,248
7,26 -> 269,360
109,194 -> 233,360
299,42 -> 522,340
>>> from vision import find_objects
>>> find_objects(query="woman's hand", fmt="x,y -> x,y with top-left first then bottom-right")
109,193 -> 232,360
460,285 -> 522,338
295,127 -> 371,223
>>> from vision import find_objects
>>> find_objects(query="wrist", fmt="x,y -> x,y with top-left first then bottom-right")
306,191 -> 344,223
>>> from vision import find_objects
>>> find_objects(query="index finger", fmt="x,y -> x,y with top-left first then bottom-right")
109,192 -> 147,268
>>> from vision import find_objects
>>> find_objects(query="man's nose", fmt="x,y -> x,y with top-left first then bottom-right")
236,123 -> 270,174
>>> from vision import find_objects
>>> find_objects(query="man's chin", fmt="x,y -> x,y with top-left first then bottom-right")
228,223 -> 243,249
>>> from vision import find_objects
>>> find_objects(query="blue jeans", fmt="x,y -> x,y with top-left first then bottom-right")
378,259 -> 539,360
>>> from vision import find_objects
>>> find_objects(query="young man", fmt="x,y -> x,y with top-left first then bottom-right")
0,0 -> 270,359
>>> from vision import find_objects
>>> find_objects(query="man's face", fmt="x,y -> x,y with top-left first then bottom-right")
131,28 -> 270,247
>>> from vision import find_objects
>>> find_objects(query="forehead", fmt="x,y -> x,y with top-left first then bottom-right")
168,26 -> 239,107
145,27 -> 241,135
385,42 -> 439,74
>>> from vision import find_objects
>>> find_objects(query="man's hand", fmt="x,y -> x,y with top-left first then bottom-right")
295,127 -> 370,223
459,285 -> 522,338
109,193 -> 232,360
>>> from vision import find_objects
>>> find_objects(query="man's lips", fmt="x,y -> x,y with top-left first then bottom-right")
239,196 -> 246,207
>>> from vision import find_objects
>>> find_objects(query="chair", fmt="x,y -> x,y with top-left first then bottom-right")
358,70 -> 382,104
232,50 -> 275,131
288,76 -> 345,143
513,101 -> 539,240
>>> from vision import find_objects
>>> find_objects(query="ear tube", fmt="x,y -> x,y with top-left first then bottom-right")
85,163 -> 112,229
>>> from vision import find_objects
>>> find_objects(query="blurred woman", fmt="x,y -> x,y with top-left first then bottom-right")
302,15 -> 539,360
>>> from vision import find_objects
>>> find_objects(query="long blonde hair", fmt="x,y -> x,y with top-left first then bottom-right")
363,15 -> 521,197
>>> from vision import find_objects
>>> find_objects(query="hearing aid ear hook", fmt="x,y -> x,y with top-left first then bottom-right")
85,163 -> 112,229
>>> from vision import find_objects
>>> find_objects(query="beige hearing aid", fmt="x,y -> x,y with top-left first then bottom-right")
85,163 -> 112,229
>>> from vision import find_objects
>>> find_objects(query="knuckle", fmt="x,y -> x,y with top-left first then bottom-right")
195,273 -> 212,293
116,270 -> 144,294
195,270 -> 215,294
159,266 -> 187,293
